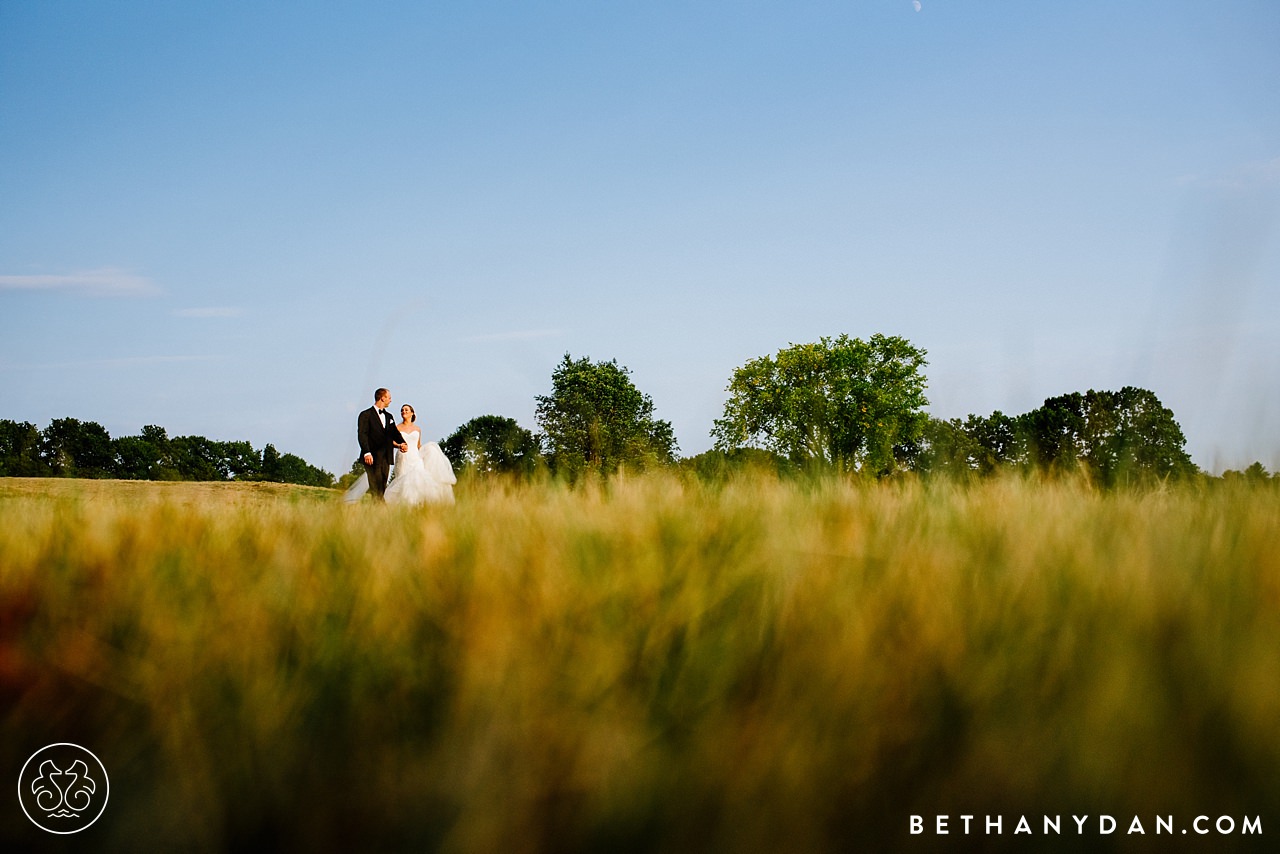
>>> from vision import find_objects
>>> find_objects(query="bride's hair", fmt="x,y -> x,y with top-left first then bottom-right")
401,404 -> 416,423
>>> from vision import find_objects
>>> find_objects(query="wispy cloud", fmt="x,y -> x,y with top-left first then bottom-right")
82,355 -> 220,368
173,307 -> 244,318
460,328 -> 562,343
0,354 -> 220,372
0,268 -> 160,297
1250,156 -> 1280,186
1176,156 -> 1280,191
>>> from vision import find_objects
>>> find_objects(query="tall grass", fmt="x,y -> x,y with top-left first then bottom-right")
2,474 -> 1278,851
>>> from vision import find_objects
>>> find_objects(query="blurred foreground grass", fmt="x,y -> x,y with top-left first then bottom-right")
2,474 -> 1278,852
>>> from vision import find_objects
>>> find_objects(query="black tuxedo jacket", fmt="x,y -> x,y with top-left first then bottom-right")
358,407 -> 403,464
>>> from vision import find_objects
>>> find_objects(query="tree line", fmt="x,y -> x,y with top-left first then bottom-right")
912,388 -> 1198,485
7,334 -> 1273,489
0,419 -> 334,487
405,354 -> 677,487
437,335 -> 1274,486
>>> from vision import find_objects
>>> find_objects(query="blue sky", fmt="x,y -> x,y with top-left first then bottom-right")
2,1 -> 1277,474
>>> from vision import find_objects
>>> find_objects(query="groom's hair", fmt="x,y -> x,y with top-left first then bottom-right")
374,387 -> 390,403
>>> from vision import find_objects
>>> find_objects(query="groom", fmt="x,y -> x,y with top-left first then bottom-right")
357,387 -> 407,501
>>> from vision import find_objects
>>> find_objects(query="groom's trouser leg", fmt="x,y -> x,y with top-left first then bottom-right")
365,458 -> 390,500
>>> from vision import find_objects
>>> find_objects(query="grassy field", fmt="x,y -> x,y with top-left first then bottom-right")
2,474 -> 1278,852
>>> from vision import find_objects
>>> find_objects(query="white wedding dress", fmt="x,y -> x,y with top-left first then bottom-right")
385,430 -> 456,506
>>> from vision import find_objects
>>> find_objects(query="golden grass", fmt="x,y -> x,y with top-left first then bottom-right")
0,476 -> 334,505
2,474 -> 1278,851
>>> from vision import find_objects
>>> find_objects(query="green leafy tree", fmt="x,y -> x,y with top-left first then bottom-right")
910,416 -> 982,478
112,424 -> 181,480
442,415 -> 544,478
113,435 -> 161,480
1242,461 -> 1271,482
142,425 -> 180,480
221,440 -> 262,480
336,459 -> 366,491
678,447 -> 795,482
912,411 -> 1030,478
964,411 -> 1025,474
1084,387 -> 1195,483
10,417 -> 333,486
535,354 -> 678,478
260,443 -> 282,481
1018,392 -> 1088,473
916,387 -> 1196,484
284,454 -> 334,488
39,418 -> 115,478
712,334 -> 929,474
1017,387 -> 1195,484
257,442 -> 332,487
1223,462 -> 1273,484
0,419 -> 45,476
170,435 -> 229,480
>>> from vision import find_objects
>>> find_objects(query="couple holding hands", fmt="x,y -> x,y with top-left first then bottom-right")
351,387 -> 455,505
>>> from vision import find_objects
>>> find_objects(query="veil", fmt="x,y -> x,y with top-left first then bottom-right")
343,468 -> 370,504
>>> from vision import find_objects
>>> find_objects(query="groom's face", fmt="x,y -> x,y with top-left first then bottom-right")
378,393 -> 391,409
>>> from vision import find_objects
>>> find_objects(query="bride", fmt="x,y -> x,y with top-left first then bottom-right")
384,404 -> 456,506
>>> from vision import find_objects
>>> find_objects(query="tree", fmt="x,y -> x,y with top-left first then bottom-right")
442,415 -> 544,478
711,334 -> 929,474
220,440 -> 262,480
336,460 -> 366,491
964,411 -> 1026,474
1223,462 -> 1273,484
911,412 -> 1030,478
1018,392 -> 1087,473
0,419 -> 45,476
113,435 -> 161,480
39,418 -> 115,478
1017,387 -> 1195,484
112,424 -> 179,480
678,447 -> 795,482
6,417 -> 335,486
535,354 -> 678,478
265,448 -> 333,487
910,417 -> 981,478
914,387 -> 1197,484
1091,387 -> 1195,482
260,443 -> 282,481
170,435 -> 229,480
1242,461 -> 1271,482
